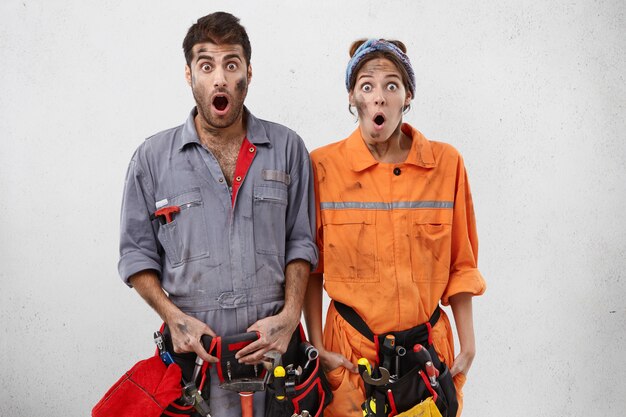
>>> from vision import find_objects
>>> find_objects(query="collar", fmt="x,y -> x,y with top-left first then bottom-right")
346,123 -> 436,172
178,106 -> 270,151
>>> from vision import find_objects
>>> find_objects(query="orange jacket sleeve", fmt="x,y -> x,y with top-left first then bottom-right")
442,155 -> 486,305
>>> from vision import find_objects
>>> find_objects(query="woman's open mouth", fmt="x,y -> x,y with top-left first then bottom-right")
373,114 -> 386,129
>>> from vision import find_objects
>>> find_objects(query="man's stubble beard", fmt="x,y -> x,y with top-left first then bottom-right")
192,75 -> 248,130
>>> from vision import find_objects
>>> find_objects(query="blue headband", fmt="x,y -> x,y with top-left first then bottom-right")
345,39 -> 415,97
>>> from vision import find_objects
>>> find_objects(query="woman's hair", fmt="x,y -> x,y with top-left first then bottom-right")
347,39 -> 411,95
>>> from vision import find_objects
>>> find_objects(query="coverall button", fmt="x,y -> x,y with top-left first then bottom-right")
219,178 -> 224,183
393,167 -> 401,176
235,176 -> 242,182
249,147 -> 255,153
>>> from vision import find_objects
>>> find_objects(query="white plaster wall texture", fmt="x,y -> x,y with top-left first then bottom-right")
1,0 -> 624,416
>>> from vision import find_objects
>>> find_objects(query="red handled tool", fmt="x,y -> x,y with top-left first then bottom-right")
425,361 -> 438,387
154,206 -> 180,223
412,343 -> 432,369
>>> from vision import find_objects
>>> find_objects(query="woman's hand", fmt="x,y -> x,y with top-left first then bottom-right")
450,349 -> 475,377
449,292 -> 476,377
319,349 -> 358,374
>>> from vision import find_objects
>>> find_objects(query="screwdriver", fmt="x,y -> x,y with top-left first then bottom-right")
273,365 -> 286,401
425,361 -> 438,387
412,343 -> 432,369
154,331 -> 175,365
382,335 -> 395,372
358,357 -> 374,398
192,356 -> 204,385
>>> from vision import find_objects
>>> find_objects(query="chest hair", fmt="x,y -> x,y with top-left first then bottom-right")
203,140 -> 241,186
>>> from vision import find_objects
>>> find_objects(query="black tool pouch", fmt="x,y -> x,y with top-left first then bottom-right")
212,331 -> 264,384
373,329 -> 458,416
264,326 -> 333,417
335,301 -> 458,417
161,327 -> 263,416
367,346 -> 456,417
160,325 -> 215,417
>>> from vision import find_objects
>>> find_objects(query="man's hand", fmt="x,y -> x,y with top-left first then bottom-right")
235,260 -> 310,364
129,271 -> 218,363
166,311 -> 219,363
319,348 -> 358,374
235,311 -> 299,364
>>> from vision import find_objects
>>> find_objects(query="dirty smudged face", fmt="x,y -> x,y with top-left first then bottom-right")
350,58 -> 411,145
185,43 -> 251,130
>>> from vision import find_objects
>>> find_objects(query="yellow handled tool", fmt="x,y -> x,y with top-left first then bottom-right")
273,365 -> 286,401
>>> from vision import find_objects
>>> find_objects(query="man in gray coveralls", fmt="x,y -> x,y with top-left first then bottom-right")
118,12 -> 317,415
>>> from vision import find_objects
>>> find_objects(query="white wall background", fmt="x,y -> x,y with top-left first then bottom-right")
1,1 -> 624,416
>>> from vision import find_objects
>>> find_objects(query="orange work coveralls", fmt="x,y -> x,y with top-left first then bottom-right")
310,124 -> 486,417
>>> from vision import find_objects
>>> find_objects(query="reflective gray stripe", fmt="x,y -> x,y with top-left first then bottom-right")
320,201 -> 453,210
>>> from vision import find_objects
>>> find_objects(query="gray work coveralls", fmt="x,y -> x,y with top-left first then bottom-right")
118,107 -> 318,416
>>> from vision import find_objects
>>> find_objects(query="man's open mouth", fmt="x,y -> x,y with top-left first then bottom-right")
374,114 -> 385,126
213,95 -> 229,111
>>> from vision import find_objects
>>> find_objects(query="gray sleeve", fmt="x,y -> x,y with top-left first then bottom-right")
117,153 -> 162,286
284,136 -> 319,270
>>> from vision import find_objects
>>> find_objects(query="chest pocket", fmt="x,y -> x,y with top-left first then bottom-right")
322,210 -> 378,282
157,189 -> 210,267
253,184 -> 288,256
410,210 -> 452,282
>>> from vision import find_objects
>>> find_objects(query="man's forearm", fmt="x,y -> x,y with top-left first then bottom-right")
282,259 -> 311,323
129,270 -> 181,323
130,270 -> 218,361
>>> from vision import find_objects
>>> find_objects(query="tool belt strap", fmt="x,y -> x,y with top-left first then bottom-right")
333,300 -> 441,346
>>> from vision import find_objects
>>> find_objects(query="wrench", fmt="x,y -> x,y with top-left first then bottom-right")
362,366 -> 391,386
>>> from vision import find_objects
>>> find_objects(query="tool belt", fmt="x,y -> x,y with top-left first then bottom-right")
92,323 -> 332,417
334,301 -> 458,417
162,323 -> 332,417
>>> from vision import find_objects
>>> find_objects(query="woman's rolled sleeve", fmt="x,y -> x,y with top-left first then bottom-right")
442,158 -> 486,305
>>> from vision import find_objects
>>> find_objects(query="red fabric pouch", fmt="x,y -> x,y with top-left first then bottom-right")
92,355 -> 183,417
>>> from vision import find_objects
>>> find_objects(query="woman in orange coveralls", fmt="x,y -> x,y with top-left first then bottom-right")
304,39 -> 486,417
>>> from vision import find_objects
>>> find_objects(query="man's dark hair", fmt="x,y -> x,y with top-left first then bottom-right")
183,12 -> 252,67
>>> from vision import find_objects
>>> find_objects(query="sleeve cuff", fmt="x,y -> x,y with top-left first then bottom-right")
118,251 -> 162,287
441,268 -> 486,306
285,241 -> 319,272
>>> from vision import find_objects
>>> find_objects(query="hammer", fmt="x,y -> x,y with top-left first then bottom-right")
219,351 -> 282,417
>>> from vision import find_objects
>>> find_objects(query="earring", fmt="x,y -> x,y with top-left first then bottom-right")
348,104 -> 359,123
